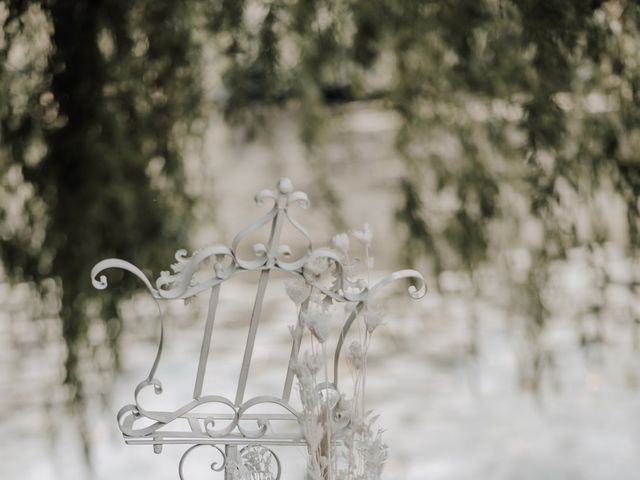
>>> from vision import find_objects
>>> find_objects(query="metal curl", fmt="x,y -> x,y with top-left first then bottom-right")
120,394 -> 237,437
203,408 -> 239,437
368,269 -> 427,300
91,259 -> 167,419
132,378 -> 167,422
237,396 -> 301,439
178,444 -> 226,480
286,191 -> 310,209
254,188 -> 278,207
117,404 -> 139,433
118,403 -> 167,438
231,206 -> 278,269
314,381 -> 348,430
174,248 -> 189,263
275,208 -> 313,270
155,244 -> 236,299
91,258 -> 160,298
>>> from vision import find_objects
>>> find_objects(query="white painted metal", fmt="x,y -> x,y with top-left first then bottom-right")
91,178 -> 426,478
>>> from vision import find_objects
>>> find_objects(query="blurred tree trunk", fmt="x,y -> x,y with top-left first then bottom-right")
43,0 -> 107,395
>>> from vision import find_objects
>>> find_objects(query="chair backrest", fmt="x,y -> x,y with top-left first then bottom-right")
91,178 -> 426,471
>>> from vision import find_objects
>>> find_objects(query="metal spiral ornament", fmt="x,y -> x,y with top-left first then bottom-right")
178,444 -> 227,480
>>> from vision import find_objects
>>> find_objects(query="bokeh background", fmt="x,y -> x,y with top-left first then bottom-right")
2,1 -> 640,479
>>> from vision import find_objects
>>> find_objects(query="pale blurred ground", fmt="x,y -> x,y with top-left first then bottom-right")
1,109 -> 640,479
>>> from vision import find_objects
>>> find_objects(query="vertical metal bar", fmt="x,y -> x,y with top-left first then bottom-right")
235,270 -> 270,405
193,284 -> 221,399
234,195 -> 287,405
282,298 -> 309,400
225,445 -> 238,480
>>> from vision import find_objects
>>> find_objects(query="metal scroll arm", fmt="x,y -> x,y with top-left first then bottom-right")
91,259 -> 165,385
333,269 -> 427,385
367,269 -> 427,300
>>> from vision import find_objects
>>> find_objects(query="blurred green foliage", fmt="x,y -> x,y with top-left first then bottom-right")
0,1 -> 202,403
205,0 -> 640,262
2,0 -> 640,406
204,0 -> 640,388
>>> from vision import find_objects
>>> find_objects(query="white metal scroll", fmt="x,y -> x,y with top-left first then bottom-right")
91,178 -> 426,479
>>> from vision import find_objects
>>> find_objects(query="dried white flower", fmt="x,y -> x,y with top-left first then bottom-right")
361,429 -> 388,478
300,351 -> 323,374
304,255 -> 330,276
347,341 -> 364,370
332,232 -> 350,254
302,303 -> 332,343
342,260 -> 358,279
364,303 -> 385,333
293,361 -> 313,394
350,414 -> 366,436
351,223 -> 373,246
301,418 -> 325,450
304,461 -> 324,480
285,278 -> 310,305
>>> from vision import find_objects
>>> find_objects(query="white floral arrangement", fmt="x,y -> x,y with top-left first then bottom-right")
286,224 -> 389,480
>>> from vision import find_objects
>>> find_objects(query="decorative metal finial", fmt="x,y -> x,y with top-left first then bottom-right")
277,177 -> 293,194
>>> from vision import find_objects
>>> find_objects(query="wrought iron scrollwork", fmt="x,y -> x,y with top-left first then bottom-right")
178,444 -> 227,480
178,445 -> 281,480
91,178 -> 426,478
